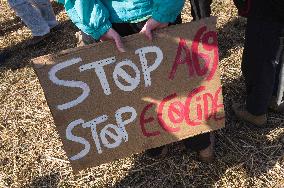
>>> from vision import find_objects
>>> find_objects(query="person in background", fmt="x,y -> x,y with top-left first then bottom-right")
57,0 -> 185,50
75,0 -> 213,48
7,0 -> 58,45
233,0 -> 284,127
58,0 -> 216,162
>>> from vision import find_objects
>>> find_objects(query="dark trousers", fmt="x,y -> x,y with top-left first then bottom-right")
111,16 -> 182,37
242,18 -> 284,115
190,0 -> 212,20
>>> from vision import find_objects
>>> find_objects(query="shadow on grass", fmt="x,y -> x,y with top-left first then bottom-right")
0,1 -> 65,37
0,1 -> 72,70
217,16 -> 246,60
24,172 -> 60,188
0,19 -> 78,70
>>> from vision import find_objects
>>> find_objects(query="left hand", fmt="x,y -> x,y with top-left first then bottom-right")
100,28 -> 126,52
140,18 -> 168,41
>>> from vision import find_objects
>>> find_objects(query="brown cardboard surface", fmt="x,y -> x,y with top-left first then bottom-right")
32,17 -> 225,172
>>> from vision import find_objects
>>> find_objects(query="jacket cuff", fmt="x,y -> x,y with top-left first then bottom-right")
89,20 -> 112,40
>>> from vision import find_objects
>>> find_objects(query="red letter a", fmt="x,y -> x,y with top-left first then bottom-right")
169,38 -> 194,80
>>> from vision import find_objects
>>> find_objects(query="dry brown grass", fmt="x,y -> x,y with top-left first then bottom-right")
1,0 -> 284,187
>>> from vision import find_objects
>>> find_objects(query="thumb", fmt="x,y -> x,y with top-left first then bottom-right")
113,35 -> 126,52
145,29 -> 153,41
140,27 -> 153,41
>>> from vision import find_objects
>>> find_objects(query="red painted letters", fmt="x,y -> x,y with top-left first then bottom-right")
140,86 -> 224,137
169,26 -> 219,81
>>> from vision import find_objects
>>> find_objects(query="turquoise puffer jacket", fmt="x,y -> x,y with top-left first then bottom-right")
57,0 -> 185,40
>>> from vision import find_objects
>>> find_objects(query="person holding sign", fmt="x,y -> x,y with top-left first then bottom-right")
56,0 -> 217,163
56,0 -> 184,51
233,0 -> 284,127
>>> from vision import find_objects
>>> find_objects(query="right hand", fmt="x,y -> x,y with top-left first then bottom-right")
100,28 -> 126,52
140,18 -> 168,41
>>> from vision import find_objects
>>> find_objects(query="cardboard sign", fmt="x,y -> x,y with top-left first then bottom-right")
32,17 -> 225,171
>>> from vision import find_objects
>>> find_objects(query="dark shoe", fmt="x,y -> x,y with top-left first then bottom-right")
50,24 -> 61,32
197,143 -> 215,163
0,50 -> 11,64
146,146 -> 168,159
232,103 -> 267,128
280,135 -> 284,144
269,96 -> 284,114
25,34 -> 49,46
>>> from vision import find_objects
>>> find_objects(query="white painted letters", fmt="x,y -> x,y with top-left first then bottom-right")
100,124 -> 123,149
82,115 -> 108,154
66,119 -> 91,160
67,106 -> 137,160
113,59 -> 141,92
79,57 -> 116,95
48,58 -> 90,111
135,46 -> 163,87
50,46 -> 164,111
54,46 -> 164,161
115,106 -> 137,141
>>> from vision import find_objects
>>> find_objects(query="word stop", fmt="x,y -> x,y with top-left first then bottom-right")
48,46 -> 163,111
66,106 -> 137,160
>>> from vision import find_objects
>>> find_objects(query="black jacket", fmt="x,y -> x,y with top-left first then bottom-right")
271,0 -> 284,22
250,0 -> 284,23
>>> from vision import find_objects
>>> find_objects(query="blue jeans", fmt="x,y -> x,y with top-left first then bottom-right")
8,0 -> 58,36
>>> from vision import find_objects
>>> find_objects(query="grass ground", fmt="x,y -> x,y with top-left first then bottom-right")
0,0 -> 284,187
